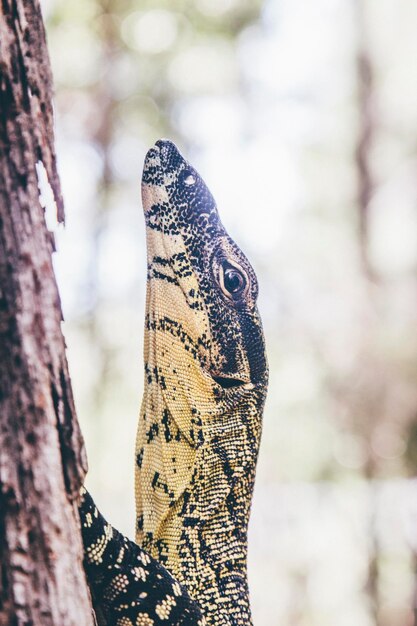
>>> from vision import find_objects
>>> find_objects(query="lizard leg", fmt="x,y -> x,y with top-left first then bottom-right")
78,488 -> 205,626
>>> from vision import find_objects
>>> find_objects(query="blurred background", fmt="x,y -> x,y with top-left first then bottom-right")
41,0 -> 417,624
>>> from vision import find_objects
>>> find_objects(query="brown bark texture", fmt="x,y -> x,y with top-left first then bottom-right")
0,1 -> 93,624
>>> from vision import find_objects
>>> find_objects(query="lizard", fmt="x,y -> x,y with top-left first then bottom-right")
135,140 -> 268,625
78,139 -> 268,626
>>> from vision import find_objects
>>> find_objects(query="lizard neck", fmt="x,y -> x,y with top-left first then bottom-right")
138,395 -> 263,626
187,494 -> 254,626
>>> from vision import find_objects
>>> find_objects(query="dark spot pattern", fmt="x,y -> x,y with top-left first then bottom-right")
79,488 -> 204,625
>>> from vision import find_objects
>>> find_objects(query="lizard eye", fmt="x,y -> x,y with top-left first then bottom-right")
224,268 -> 245,294
220,261 -> 249,300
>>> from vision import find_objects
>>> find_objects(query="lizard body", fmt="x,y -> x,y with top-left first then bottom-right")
79,140 -> 268,626
136,140 -> 268,625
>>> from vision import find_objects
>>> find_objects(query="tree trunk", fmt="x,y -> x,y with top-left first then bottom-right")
355,0 -> 375,280
0,1 -> 93,624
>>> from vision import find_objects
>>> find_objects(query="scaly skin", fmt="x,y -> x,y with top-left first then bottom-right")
135,140 -> 268,625
79,487 -> 204,625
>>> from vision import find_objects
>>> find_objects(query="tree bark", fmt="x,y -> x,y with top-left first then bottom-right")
0,1 -> 93,624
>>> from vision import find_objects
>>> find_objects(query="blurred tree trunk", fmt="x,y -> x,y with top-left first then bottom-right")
355,4 -> 380,624
355,0 -> 375,281
0,1 -> 93,624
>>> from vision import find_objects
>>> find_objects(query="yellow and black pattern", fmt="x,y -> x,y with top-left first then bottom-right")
78,140 -> 268,625
136,141 -> 268,625
79,487 -> 204,625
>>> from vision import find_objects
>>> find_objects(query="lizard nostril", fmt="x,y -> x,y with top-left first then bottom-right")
184,174 -> 196,186
180,169 -> 196,187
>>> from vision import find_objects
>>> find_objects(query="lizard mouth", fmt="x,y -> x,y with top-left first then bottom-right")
142,143 -> 163,186
143,140 -> 256,394
211,375 -> 254,390
143,139 -> 177,176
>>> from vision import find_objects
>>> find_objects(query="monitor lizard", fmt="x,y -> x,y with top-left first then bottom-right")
79,140 -> 268,626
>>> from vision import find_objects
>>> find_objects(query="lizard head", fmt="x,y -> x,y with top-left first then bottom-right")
137,139 -> 268,555
141,139 -> 268,395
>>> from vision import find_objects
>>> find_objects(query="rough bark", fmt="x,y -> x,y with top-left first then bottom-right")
0,1 -> 93,624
